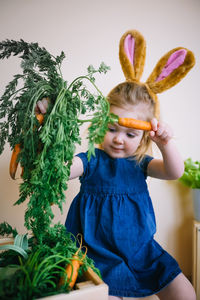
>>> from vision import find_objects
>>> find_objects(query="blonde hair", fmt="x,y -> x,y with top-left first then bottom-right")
107,81 -> 156,161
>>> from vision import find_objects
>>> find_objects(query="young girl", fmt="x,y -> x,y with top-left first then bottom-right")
36,82 -> 196,299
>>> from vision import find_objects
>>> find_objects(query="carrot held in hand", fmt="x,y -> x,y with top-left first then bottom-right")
118,117 -> 152,131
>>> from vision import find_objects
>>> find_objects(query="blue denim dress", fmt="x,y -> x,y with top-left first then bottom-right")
65,148 -> 181,297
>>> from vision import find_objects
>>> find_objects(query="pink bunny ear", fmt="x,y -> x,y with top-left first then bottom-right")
146,47 -> 195,94
155,49 -> 187,82
119,30 -> 146,81
124,34 -> 135,66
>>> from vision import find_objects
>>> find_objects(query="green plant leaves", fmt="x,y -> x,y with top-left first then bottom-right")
0,39 -> 108,298
0,39 -> 113,241
0,234 -> 28,259
179,158 -> 200,189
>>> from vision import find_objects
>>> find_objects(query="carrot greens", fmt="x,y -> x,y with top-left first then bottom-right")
0,39 -> 112,298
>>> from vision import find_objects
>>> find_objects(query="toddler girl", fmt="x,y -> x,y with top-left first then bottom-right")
66,81 -> 196,300
36,82 -> 196,299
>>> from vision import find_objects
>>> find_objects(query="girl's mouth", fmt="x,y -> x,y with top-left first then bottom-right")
111,146 -> 124,152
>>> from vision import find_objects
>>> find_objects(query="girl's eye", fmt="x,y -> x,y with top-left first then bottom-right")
127,133 -> 135,138
108,127 -> 116,132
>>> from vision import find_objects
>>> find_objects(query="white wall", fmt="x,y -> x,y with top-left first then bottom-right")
0,0 -> 200,298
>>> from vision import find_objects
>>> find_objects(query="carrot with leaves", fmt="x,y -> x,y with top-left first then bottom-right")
9,113 -> 44,179
0,39 -> 113,240
59,249 -> 81,289
59,234 -> 87,289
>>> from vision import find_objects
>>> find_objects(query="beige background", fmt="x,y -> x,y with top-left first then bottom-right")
0,0 -> 200,299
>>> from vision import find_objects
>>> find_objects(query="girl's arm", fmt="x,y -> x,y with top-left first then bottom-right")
69,156 -> 84,180
147,119 -> 184,180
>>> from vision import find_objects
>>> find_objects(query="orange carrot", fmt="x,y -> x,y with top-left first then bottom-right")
118,117 -> 152,131
59,235 -> 87,289
9,113 -> 44,180
35,113 -> 44,125
59,251 -> 81,289
9,143 -> 21,180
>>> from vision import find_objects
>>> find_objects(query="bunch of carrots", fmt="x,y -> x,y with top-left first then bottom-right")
8,110 -> 87,290
9,113 -> 152,181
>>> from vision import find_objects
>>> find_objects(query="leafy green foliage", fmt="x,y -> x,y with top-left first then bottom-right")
0,222 -> 18,237
0,249 -> 71,299
0,224 -> 100,299
179,158 -> 200,189
0,39 -> 116,239
0,39 -> 112,298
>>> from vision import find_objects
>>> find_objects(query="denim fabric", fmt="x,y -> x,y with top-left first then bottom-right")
65,148 -> 181,297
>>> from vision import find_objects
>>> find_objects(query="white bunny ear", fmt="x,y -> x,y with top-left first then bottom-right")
146,47 -> 195,94
119,30 -> 146,81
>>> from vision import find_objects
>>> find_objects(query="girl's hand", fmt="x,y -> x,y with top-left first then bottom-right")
35,97 -> 49,114
147,118 -> 184,180
149,118 -> 173,147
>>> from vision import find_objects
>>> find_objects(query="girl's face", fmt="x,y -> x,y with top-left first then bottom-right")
101,105 -> 145,158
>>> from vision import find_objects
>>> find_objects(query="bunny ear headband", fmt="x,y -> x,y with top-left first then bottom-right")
118,29 -> 195,120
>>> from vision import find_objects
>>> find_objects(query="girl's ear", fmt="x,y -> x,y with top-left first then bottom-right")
146,47 -> 195,94
119,30 -> 146,81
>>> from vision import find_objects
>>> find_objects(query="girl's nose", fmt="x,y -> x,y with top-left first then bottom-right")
113,133 -> 124,144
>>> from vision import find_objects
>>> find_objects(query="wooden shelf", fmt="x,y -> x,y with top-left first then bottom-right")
39,268 -> 108,300
193,220 -> 200,299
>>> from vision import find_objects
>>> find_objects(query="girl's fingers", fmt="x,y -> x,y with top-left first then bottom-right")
149,130 -> 155,138
156,124 -> 165,137
159,131 -> 168,140
149,118 -> 158,138
35,98 -> 49,114
150,118 -> 158,131
149,120 -> 173,145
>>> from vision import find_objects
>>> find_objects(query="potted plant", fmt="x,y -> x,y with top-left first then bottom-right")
179,158 -> 200,222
